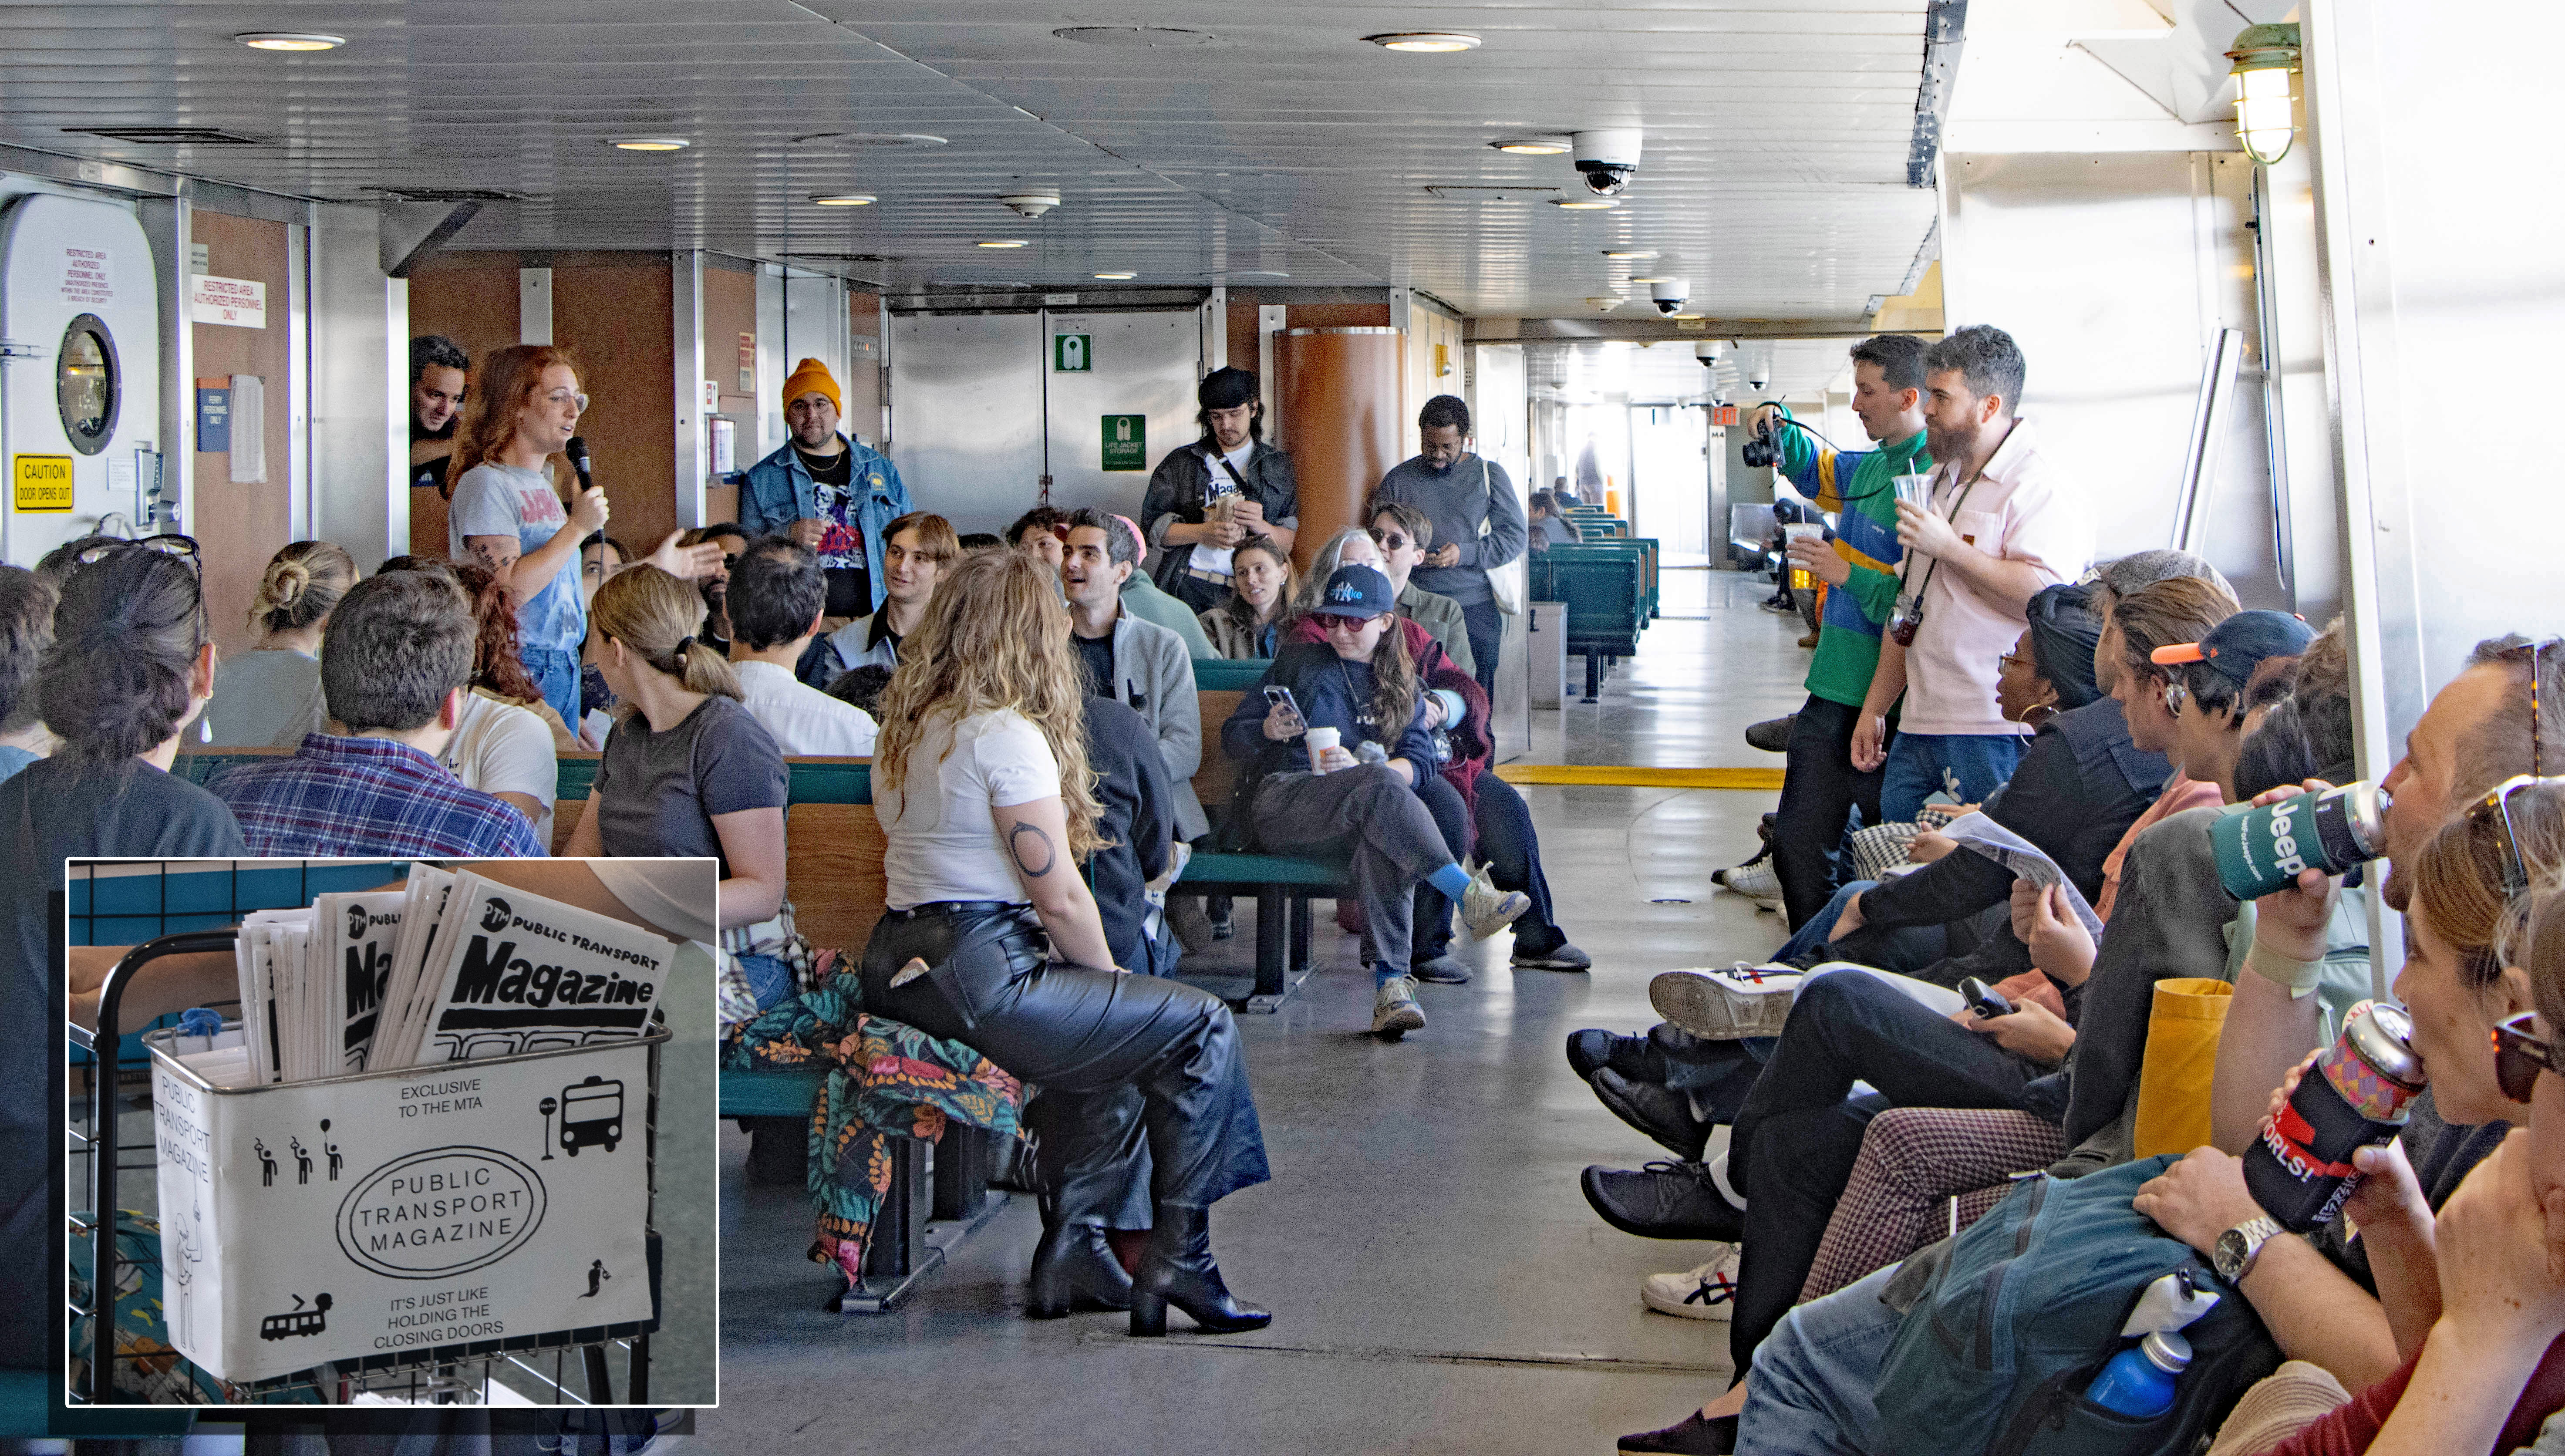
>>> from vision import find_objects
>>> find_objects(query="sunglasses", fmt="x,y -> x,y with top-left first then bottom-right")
2494,1011 -> 2564,1105
2468,774 -> 2565,897
1370,529 -> 1413,551
73,533 -> 203,584
1320,614 -> 1380,633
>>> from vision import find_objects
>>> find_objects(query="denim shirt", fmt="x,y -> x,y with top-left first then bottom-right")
736,432 -> 912,615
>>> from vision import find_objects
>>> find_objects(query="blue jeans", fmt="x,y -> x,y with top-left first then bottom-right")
1738,1264 -> 1904,1456
524,645 -> 583,733
1777,881 -> 1873,964
739,952 -> 795,1013
1878,731 -> 2024,823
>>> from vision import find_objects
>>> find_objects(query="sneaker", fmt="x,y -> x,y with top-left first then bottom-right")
1592,1069 -> 1712,1159
1642,1246 -> 1743,1321
1511,940 -> 1592,971
1650,965 -> 1804,1040
1618,1411 -> 1738,1455
1708,856 -> 1784,913
1580,1160 -> 1746,1241
1371,977 -> 1426,1038
1409,953 -> 1472,985
1567,1029 -> 1661,1083
1167,896 -> 1215,954
1757,595 -> 1799,615
1743,714 -> 1796,753
1458,869 -> 1534,939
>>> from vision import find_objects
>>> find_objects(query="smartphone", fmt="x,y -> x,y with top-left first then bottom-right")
1958,976 -> 2012,1020
1262,684 -> 1306,735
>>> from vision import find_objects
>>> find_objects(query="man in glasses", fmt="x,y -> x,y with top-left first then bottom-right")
1368,502 -> 1474,679
737,358 -> 913,626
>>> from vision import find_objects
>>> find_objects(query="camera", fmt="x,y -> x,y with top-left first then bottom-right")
1747,365 -> 1771,391
1649,277 -> 1689,315
1694,340 -> 1725,367
1571,128 -> 1643,196
1741,413 -> 1784,469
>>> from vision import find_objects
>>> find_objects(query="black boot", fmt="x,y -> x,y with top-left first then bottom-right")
1026,1222 -> 1134,1318
1129,1205 -> 1270,1336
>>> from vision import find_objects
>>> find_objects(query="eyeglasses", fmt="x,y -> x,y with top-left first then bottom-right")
1371,530 -> 1413,551
2468,774 -> 2565,897
545,390 -> 591,414
1998,652 -> 2030,672
2493,1011 -> 2563,1104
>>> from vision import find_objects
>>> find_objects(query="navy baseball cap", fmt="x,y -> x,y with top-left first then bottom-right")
1311,564 -> 1395,620
2151,609 -> 2315,688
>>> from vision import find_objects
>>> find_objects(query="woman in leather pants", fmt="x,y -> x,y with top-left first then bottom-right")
860,548 -> 1272,1335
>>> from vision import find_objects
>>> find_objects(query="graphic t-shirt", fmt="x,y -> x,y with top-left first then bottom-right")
1187,443 -> 1256,579
796,445 -> 873,616
449,461 -> 583,654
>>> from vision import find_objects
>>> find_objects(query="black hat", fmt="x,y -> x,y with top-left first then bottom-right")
2151,610 -> 2316,689
2023,583 -> 2104,710
1310,564 -> 1395,620
1199,367 -> 1258,411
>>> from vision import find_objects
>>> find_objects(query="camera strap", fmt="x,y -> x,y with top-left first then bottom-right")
1895,466 -> 1984,615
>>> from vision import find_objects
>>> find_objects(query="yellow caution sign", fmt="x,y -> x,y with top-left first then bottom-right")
13,454 -> 74,512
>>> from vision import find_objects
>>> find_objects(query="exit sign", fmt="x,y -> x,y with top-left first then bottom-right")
1101,414 -> 1145,471
1054,334 -> 1092,372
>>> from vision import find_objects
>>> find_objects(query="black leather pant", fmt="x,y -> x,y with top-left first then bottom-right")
860,902 -> 1271,1227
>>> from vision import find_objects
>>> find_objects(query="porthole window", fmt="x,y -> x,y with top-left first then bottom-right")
56,313 -> 121,455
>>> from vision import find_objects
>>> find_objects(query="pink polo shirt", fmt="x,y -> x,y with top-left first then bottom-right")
1897,418 -> 2090,736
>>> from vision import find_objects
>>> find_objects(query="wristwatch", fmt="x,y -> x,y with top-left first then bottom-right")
2213,1215 -> 2286,1284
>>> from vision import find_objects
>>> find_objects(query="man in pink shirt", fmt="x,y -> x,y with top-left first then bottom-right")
1851,325 -> 2091,821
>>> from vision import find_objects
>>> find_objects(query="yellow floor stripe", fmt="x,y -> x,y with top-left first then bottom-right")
1492,764 -> 1785,790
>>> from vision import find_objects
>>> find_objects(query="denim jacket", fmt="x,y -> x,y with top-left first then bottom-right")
736,433 -> 912,615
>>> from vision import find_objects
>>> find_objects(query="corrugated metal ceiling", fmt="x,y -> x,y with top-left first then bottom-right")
0,2 -> 1939,320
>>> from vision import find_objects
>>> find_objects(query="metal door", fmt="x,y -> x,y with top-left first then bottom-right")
0,192 -> 163,564
1039,310 -> 1201,522
886,311 -> 1045,535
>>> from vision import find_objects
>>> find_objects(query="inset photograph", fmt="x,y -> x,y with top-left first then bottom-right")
64,856 -> 717,1409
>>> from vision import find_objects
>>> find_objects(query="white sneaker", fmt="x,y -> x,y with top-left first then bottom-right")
1650,964 -> 1805,1040
1642,1245 -> 1743,1321
1710,856 -> 1785,913
1372,976 -> 1426,1038
1458,868 -> 1534,940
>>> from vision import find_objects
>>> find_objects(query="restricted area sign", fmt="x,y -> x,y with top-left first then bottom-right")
1101,415 -> 1145,471
1054,334 -> 1092,372
13,454 -> 74,512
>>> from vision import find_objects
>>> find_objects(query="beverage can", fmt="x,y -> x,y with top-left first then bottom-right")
2241,1001 -> 2424,1230
2211,781 -> 2393,901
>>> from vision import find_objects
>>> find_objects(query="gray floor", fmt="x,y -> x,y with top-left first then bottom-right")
707,567 -> 1810,1453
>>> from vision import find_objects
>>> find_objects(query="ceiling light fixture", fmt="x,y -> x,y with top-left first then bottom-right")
1553,198 -> 1618,210
1602,249 -> 1658,260
1490,137 -> 1570,155
999,189 -> 1062,219
2226,23 -> 2302,166
1094,270 -> 1138,280
607,137 -> 690,152
809,193 -> 875,206
976,239 -> 1029,249
1626,276 -> 1667,284
1054,26 -> 1216,47
235,31 -> 343,51
1364,31 -> 1480,53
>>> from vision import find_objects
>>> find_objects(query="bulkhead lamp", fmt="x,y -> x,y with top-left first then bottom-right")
2227,23 -> 2301,166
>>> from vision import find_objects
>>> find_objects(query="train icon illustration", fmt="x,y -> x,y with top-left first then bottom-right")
259,1292 -> 331,1341
555,1075 -> 624,1155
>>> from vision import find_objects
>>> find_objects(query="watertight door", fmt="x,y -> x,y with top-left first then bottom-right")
0,192 -> 162,565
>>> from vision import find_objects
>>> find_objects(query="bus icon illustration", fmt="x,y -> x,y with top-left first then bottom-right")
557,1075 -> 624,1155
259,1292 -> 330,1341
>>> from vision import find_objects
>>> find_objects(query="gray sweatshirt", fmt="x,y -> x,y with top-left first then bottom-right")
1372,454 -> 1526,607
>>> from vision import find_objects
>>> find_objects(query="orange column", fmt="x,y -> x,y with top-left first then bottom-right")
1277,327 -> 1402,573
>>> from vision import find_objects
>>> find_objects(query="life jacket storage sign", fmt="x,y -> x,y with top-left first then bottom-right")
147,1031 -> 659,1384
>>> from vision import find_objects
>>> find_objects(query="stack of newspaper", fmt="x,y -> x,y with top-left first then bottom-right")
229,868 -> 674,1084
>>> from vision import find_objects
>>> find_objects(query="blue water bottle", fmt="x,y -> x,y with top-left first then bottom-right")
2083,1330 -> 2191,1417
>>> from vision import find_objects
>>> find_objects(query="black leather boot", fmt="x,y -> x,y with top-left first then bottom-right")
1129,1204 -> 1270,1336
1026,1222 -> 1133,1318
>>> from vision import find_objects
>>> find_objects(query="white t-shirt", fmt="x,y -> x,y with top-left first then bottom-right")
589,860 -> 721,944
1898,418 -> 2093,736
437,689 -> 560,844
875,708 -> 1059,910
1187,442 -> 1257,579
734,659 -> 879,756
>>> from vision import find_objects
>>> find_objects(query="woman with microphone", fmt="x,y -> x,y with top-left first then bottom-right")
448,344 -> 717,725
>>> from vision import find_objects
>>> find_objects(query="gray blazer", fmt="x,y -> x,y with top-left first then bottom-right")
1097,613 -> 1208,840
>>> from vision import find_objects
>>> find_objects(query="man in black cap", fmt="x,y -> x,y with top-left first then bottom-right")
1141,367 -> 1299,613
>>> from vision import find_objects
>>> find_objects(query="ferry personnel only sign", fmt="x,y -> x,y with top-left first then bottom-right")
150,1037 -> 653,1382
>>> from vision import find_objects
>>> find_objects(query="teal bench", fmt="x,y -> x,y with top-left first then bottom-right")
1534,546 -> 1648,701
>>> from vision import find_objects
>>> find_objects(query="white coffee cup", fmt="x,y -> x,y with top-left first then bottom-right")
1304,725 -> 1341,774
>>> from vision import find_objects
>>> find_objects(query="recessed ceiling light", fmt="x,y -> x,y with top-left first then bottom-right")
1553,198 -> 1618,210
607,137 -> 690,152
1668,313 -> 1705,320
976,239 -> 1029,249
809,193 -> 875,206
1627,276 -> 1668,284
1094,270 -> 1138,280
235,31 -> 344,51
1491,137 -> 1570,155
1054,25 -> 1216,47
1364,31 -> 1480,53
1603,249 -> 1658,260
793,131 -> 947,149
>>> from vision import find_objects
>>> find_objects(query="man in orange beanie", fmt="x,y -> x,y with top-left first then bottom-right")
738,356 -> 913,621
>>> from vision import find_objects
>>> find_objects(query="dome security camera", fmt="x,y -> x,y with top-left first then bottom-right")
1695,340 -> 1726,366
999,190 -> 1062,219
1571,129 -> 1643,196
1747,366 -> 1772,391
1649,277 -> 1690,315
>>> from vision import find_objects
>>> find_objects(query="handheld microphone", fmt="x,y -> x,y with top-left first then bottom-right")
564,435 -> 595,492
